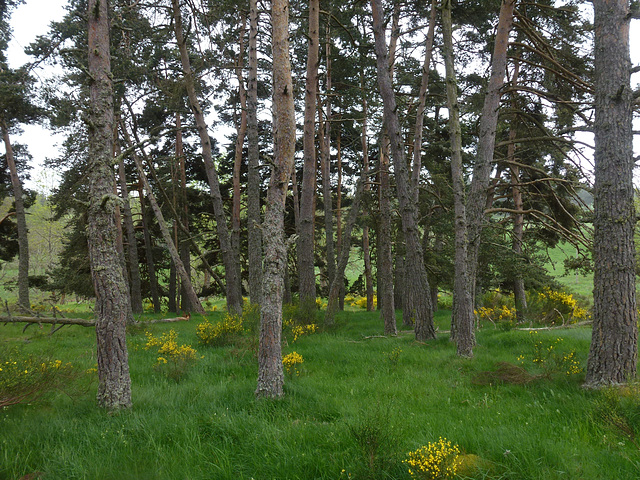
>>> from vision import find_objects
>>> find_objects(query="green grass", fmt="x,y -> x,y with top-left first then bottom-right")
1,308 -> 639,480
543,243 -> 593,298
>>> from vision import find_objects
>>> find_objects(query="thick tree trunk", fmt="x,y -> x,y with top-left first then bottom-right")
325,175 -> 366,325
297,0 -> 320,304
247,0 -> 263,306
585,0 -> 637,387
256,0 -> 295,399
466,0 -> 516,302
442,0 -> 475,357
371,0 -> 435,341
87,0 -> 132,410
1,121 -> 29,308
171,0 -> 242,315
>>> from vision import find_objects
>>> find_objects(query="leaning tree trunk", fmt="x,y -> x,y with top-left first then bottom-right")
247,0 -> 263,305
297,0 -> 320,305
171,0 -> 242,315
1,120 -> 29,309
442,0 -> 475,357
255,0 -> 296,399
585,0 -> 637,387
87,0 -> 132,410
371,0 -> 435,341
137,183 -> 161,313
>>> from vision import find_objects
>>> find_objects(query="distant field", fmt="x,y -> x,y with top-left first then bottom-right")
542,243 -> 593,298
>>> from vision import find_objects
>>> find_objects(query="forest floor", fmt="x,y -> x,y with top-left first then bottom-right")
1,305 -> 639,480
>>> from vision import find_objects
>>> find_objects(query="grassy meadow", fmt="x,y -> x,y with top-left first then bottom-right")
1,304 -> 639,480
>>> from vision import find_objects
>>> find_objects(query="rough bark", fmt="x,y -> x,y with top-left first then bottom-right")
176,113 -> 192,312
442,0 -> 475,357
256,0 -> 295,399
1,120 -> 29,308
466,0 -> 516,302
171,0 -> 242,315
87,0 -> 132,410
371,0 -> 435,341
360,85 -> 374,312
297,0 -> 320,304
247,0 -> 263,305
325,175 -> 366,325
585,0 -> 637,387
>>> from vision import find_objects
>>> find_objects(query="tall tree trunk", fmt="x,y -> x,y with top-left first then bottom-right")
325,175 -> 366,325
378,144 -> 396,335
410,0 -> 437,199
138,182 -> 161,313
171,0 -> 242,315
371,0 -> 435,341
1,120 -> 29,308
297,0 -> 320,305
87,0 -> 132,410
585,0 -> 637,387
247,0 -> 263,305
255,0 -> 296,399
359,74 -> 374,312
176,113 -> 193,312
320,25 -> 335,294
116,149 -> 143,314
232,12 -> 248,308
466,0 -> 516,302
442,0 -> 475,357
508,57 -> 526,322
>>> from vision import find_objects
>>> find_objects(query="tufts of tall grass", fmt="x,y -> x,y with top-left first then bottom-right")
1,307 -> 638,480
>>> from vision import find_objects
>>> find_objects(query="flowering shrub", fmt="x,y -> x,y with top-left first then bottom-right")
282,351 -> 304,376
316,298 -> 327,310
518,332 -> 582,377
528,288 -> 589,325
196,314 -> 244,346
145,330 -> 201,381
348,295 -> 377,309
404,438 -> 462,479
290,323 -> 317,343
0,354 -> 76,408
474,305 -> 517,323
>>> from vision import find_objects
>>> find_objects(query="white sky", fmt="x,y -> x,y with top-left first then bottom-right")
2,0 -> 640,192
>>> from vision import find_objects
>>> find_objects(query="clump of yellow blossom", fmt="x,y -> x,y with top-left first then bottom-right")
404,438 -> 462,479
145,330 -> 201,380
282,352 -> 304,376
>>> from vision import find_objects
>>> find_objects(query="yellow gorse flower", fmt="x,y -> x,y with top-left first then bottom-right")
404,438 -> 462,479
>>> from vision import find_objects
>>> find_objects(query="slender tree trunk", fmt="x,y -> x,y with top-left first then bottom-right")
325,175 -> 366,325
371,0 -> 435,341
360,83 -> 374,312
1,120 -> 29,308
585,0 -> 637,387
171,0 -> 242,315
116,151 -> 143,314
466,0 -> 516,303
297,0 -> 320,305
176,113 -> 193,312
232,12 -> 248,308
137,182 -> 161,313
256,0 -> 296,399
410,0 -> 437,199
442,0 -> 475,357
320,26 -> 335,294
508,58 -> 526,322
247,0 -> 263,305
87,0 -> 132,410
378,144 -> 396,335
336,125 -> 345,309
